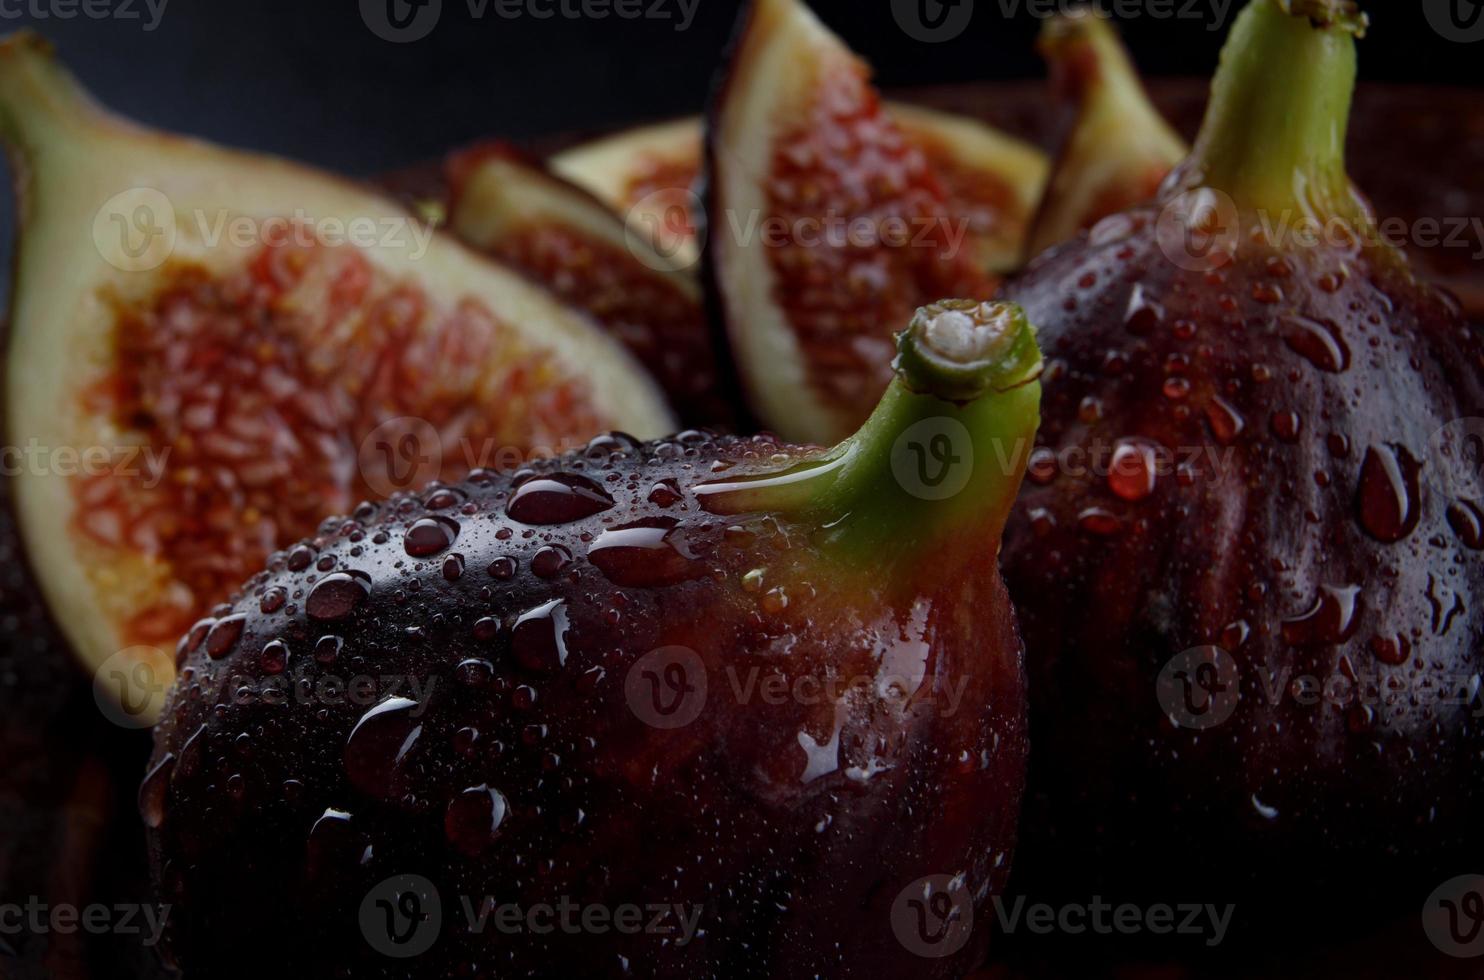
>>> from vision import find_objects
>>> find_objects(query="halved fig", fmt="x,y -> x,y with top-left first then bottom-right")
1023,9 -> 1186,260
0,33 -> 673,715
706,0 -> 1023,444
553,107 -> 1046,284
443,143 -> 738,428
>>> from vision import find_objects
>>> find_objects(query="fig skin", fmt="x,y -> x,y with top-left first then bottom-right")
1001,0 -> 1484,937
145,304 -> 1042,978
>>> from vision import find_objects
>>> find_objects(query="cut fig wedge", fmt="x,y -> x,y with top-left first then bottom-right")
0,33 -> 673,715
707,0 -> 1021,444
1023,10 -> 1186,259
443,143 -> 736,428
553,107 -> 1046,284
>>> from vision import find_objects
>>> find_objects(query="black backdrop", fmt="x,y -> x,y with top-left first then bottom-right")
0,0 -> 1476,179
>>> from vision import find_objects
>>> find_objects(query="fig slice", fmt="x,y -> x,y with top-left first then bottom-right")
552,107 -> 1047,283
442,143 -> 739,428
0,33 -> 673,713
1023,9 -> 1186,260
706,0 -> 1020,445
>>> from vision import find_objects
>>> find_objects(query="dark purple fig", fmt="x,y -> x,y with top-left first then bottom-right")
1001,0 -> 1484,939
144,302 -> 1043,978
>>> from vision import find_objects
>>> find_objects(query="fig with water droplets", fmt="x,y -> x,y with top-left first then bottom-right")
144,301 -> 1043,977
1000,0 -> 1484,938
0,33 -> 674,722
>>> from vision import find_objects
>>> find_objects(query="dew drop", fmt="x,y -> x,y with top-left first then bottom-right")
315,635 -> 344,664
306,572 -> 371,621
1204,397 -> 1246,446
205,615 -> 246,660
1270,411 -> 1302,443
1124,285 -> 1163,334
1369,634 -> 1411,666
589,521 -> 705,587
442,553 -> 466,582
1078,508 -> 1123,536
445,785 -> 509,857
139,754 -> 175,829
344,697 -> 424,799
1282,315 -> 1350,373
260,639 -> 289,675
1108,440 -> 1157,502
511,599 -> 569,672
404,516 -> 460,558
488,555 -> 516,580
1281,585 -> 1362,646
1027,448 -> 1058,486
531,545 -> 572,579
1447,501 -> 1484,550
259,587 -> 287,614
507,474 -> 615,525
1356,445 -> 1421,543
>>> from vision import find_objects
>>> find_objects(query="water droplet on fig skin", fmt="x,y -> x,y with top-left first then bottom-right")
205,614 -> 247,659
507,474 -> 614,525
1356,445 -> 1421,544
344,697 -> 424,799
1448,501 -> 1484,550
403,516 -> 460,558
1282,586 -> 1362,647
306,572 -> 371,621
445,785 -> 509,857
1369,634 -> 1412,666
260,639 -> 289,674
511,599 -> 569,672
1204,397 -> 1246,446
1282,315 -> 1350,373
1108,441 -> 1157,502
139,753 -> 175,829
589,522 -> 706,587
531,545 -> 572,579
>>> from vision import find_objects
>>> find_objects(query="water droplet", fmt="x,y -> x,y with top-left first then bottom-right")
507,474 -> 614,525
260,587 -> 287,614
404,516 -> 460,558
1221,620 -> 1250,649
1282,315 -> 1350,373
1162,377 -> 1191,401
1027,448 -> 1058,485
139,754 -> 175,829
1369,634 -> 1411,666
442,553 -> 465,582
511,599 -> 569,672
260,639 -> 289,674
1078,508 -> 1123,536
1270,411 -> 1302,443
445,785 -> 509,857
315,635 -> 343,664
344,697 -> 424,799
1108,440 -> 1157,502
1204,397 -> 1245,446
1124,285 -> 1163,334
306,572 -> 371,621
589,521 -> 705,587
286,545 -> 315,572
531,545 -> 572,579
1448,501 -> 1484,550
1282,585 -> 1362,646
473,617 -> 500,643
1356,445 -> 1421,543
647,481 -> 682,507
488,555 -> 516,580
205,615 -> 246,660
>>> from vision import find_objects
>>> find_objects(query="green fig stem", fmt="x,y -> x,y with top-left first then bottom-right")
699,301 -> 1042,578
1173,0 -> 1367,221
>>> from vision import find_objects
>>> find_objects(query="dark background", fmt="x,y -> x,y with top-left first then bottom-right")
0,0 -> 1476,179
